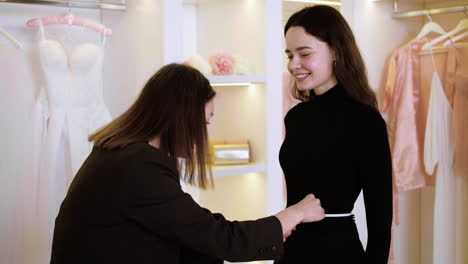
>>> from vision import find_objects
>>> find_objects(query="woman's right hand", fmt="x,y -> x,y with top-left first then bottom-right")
292,194 -> 325,222
275,194 -> 324,240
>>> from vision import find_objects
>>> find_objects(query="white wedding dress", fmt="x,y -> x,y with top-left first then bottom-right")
31,24 -> 112,263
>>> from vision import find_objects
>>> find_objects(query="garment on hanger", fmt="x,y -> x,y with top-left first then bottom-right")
424,70 -> 456,264
383,38 -> 441,263
445,46 -> 468,178
31,22 -> 112,263
415,40 -> 453,264
419,42 -> 468,264
382,37 -> 434,193
444,47 -> 468,263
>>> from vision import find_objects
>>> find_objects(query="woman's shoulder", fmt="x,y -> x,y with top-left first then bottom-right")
347,102 -> 387,132
130,141 -> 175,162
284,101 -> 308,120
124,141 -> 162,156
102,142 -> 177,173
358,104 -> 384,123
107,141 -> 157,159
120,142 -> 180,180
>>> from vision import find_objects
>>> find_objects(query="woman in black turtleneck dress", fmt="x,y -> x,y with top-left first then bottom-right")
277,6 -> 393,264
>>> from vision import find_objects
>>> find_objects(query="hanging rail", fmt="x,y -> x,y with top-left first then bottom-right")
393,0 -> 467,18
0,0 -> 126,11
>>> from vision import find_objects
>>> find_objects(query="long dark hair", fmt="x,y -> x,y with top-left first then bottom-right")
284,5 -> 378,111
89,63 -> 216,189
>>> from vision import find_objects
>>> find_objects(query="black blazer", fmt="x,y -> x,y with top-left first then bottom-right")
50,142 -> 283,264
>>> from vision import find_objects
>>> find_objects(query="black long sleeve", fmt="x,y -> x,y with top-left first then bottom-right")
121,148 -> 284,262
358,108 -> 393,263
51,142 -> 284,264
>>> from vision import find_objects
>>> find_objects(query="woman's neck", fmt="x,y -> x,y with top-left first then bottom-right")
148,137 -> 161,148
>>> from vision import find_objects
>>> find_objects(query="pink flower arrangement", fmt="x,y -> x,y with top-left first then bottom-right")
209,52 -> 236,75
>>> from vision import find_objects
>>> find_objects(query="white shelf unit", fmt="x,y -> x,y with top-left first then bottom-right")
162,0 -> 285,237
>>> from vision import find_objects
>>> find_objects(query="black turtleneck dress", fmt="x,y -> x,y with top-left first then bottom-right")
276,84 -> 392,264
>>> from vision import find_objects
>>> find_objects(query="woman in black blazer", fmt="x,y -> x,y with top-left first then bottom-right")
50,63 -> 324,264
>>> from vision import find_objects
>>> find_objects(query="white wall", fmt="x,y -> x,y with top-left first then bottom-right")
101,0 -> 164,117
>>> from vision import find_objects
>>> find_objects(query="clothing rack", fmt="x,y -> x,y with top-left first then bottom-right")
0,0 -> 126,11
393,0 -> 468,18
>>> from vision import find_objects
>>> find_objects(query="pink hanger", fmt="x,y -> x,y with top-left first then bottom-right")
26,13 -> 112,36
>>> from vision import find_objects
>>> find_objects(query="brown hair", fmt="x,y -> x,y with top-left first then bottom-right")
89,63 -> 216,189
284,5 -> 378,111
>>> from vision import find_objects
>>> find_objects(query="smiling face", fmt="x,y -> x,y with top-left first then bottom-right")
285,26 -> 337,95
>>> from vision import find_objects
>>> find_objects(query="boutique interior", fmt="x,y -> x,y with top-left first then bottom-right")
0,0 -> 467,263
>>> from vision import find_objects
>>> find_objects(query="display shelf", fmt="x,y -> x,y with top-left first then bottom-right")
208,75 -> 266,86
212,163 -> 266,178
164,0 -> 285,228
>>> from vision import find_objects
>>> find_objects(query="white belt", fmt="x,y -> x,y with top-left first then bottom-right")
324,213 -> 353,218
